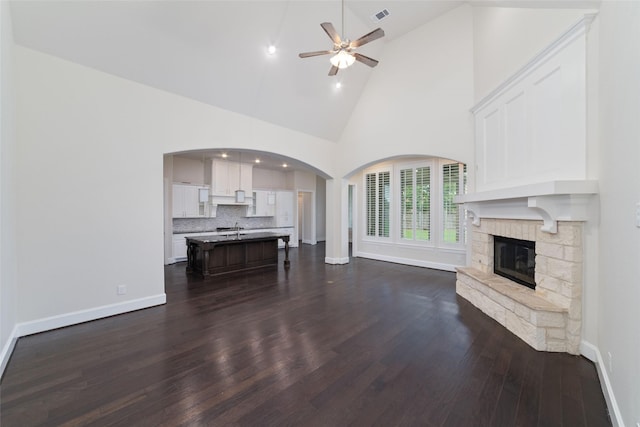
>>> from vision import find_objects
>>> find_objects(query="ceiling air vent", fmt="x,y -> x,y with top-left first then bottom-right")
370,9 -> 390,23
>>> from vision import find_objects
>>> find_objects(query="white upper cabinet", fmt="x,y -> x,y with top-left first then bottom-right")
251,190 -> 276,217
172,184 -> 208,218
209,159 -> 252,198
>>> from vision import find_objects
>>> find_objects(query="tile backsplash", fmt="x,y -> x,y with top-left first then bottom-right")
173,205 -> 277,233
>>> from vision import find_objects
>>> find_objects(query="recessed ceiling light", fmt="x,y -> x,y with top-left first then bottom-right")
335,82 -> 342,89
267,45 -> 276,55
255,159 -> 261,164
221,153 -> 228,158
282,163 -> 288,168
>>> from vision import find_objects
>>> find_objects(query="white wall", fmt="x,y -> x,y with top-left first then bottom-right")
338,5 -> 475,176
0,0 -> 18,375
293,170 -> 316,192
473,7 -> 593,101
14,46 -> 337,330
596,3 -> 640,426
252,167 -> 289,190
325,5 -> 475,263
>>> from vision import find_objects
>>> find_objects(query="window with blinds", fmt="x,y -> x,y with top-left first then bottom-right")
400,166 -> 431,241
365,171 -> 390,238
442,163 -> 465,244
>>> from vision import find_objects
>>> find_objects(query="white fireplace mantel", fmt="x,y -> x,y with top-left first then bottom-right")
454,180 -> 598,233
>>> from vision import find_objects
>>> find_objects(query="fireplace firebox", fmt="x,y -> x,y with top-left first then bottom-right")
493,236 -> 536,289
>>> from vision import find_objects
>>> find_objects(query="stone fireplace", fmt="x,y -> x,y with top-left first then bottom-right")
454,181 -> 597,355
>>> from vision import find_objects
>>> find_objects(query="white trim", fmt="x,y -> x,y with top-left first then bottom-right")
0,325 -> 19,378
455,180 -> 598,203
455,180 -> 598,234
325,256 -> 349,265
580,340 -> 625,427
580,339 -> 598,362
356,251 -> 458,272
16,294 -> 166,337
471,14 -> 597,113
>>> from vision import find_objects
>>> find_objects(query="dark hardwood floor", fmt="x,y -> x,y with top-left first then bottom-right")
1,243 -> 611,426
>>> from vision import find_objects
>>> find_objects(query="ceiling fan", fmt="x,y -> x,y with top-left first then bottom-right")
298,0 -> 385,76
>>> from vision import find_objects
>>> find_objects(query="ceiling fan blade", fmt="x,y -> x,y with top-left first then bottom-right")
354,53 -> 379,68
321,22 -> 342,45
350,28 -> 385,48
328,65 -> 339,76
299,50 -> 334,58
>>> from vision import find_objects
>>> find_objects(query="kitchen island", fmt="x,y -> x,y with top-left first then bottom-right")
185,232 -> 290,277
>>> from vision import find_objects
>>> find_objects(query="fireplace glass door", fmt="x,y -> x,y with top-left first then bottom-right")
493,236 -> 536,289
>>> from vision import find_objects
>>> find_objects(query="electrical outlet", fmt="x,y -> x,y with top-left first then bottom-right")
117,285 -> 127,295
607,351 -> 613,373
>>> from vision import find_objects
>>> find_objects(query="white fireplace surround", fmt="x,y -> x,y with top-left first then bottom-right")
454,180 -> 597,354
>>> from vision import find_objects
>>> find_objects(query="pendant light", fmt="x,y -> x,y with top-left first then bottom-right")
235,152 -> 245,203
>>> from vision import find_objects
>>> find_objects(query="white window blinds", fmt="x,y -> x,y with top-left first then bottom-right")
400,166 -> 431,241
366,173 -> 376,237
378,171 -> 390,237
366,171 -> 391,238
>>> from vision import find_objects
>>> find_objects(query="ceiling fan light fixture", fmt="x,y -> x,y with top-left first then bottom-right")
330,50 -> 356,69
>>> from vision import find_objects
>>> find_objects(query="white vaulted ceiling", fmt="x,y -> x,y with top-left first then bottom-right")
9,1 -> 598,142
10,0 -> 465,141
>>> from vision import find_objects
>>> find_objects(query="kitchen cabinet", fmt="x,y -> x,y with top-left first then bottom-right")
172,234 -> 189,261
251,190 -> 276,217
275,191 -> 294,227
210,160 -> 252,198
172,184 -> 208,218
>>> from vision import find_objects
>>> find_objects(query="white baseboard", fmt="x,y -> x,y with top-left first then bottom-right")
580,340 -> 624,427
16,294 -> 166,337
302,239 -> 317,245
0,325 -> 19,379
325,257 -> 349,265
355,251 -> 458,272
1,294 -> 165,379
